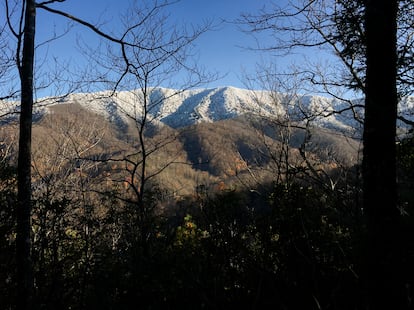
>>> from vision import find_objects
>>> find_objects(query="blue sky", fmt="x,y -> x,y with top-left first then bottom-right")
0,0 -> 351,98
33,0 -> 286,91
1,0 -> 342,97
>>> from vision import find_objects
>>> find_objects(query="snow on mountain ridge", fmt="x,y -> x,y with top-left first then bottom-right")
3,86 -> 413,136
33,86 -> 361,133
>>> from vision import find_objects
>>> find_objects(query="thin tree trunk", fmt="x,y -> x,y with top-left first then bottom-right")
16,0 -> 36,309
362,0 -> 404,308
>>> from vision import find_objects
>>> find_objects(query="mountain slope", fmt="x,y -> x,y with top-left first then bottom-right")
2,86 -> 413,136
0,87 -> 365,198
0,86 -> 366,133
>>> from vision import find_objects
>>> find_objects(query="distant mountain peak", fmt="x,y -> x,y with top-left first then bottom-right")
2,86 -> 412,136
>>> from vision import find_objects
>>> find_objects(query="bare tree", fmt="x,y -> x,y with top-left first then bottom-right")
6,1 -> 37,308
244,64 -> 360,197
4,1 -> 84,307
30,105 -> 111,307
240,0 -> 413,122
79,1 -> 215,249
2,0 -> 214,306
241,0 -> 409,307
0,18 -> 18,102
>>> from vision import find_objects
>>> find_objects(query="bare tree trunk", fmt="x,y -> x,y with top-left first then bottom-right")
16,0 -> 36,309
362,0 -> 404,308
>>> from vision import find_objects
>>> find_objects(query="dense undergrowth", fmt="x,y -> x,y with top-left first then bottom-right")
1,136 -> 414,309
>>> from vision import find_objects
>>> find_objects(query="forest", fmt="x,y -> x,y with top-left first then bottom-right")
1,0 -> 414,309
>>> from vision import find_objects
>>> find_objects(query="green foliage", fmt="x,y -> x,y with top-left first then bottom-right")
264,183 -> 358,308
164,185 -> 359,309
0,164 -> 372,309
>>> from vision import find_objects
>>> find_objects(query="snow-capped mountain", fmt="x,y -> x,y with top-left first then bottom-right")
36,86 -> 286,129
37,87 -> 361,132
2,86 -> 414,135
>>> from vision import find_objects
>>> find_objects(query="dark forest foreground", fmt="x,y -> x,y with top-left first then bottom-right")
2,136 -> 414,309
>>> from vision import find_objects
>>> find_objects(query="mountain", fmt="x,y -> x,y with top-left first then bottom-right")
5,85 -> 409,196
1,86 -> 364,134
2,86 -> 413,136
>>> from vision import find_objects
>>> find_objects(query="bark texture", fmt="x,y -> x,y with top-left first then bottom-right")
16,1 -> 36,309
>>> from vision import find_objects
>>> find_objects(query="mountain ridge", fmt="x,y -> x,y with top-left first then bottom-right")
2,86 -> 414,137
0,86 -> 364,196
33,86 -> 362,133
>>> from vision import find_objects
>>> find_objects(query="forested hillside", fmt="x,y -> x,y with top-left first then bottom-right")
1,0 -> 413,309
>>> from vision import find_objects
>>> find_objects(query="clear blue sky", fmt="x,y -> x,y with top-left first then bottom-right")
34,0 -> 286,91
0,0 -> 346,97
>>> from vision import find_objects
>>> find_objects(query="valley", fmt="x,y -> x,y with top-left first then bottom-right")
1,86 -> 363,200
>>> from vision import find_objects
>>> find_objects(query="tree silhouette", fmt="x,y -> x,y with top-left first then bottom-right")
83,1 -> 214,251
362,0 -> 405,307
12,0 -> 36,308
3,0 -> 213,307
241,0 -> 410,307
